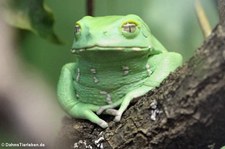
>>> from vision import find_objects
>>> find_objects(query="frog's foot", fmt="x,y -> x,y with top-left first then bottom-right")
97,99 -> 123,115
97,105 -> 117,115
113,86 -> 153,122
69,102 -> 109,128
103,109 -> 120,116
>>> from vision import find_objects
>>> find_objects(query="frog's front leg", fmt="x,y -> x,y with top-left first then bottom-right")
144,52 -> 183,88
114,52 -> 182,122
57,63 -> 114,128
96,98 -> 123,115
114,86 -> 153,122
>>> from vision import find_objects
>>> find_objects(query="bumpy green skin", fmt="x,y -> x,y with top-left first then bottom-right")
57,14 -> 183,128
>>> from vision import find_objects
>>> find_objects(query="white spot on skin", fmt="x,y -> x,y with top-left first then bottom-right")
76,94 -> 79,98
100,91 -> 107,95
106,94 -> 112,104
122,66 -> 129,70
146,64 -> 152,76
90,68 -> 98,83
116,47 -> 124,50
132,47 -> 141,51
71,48 -> 76,53
122,65 -> 130,75
90,68 -> 96,74
100,91 -> 112,104
93,76 -> 99,83
124,70 -> 129,75
76,68 -> 80,82
79,48 -> 85,52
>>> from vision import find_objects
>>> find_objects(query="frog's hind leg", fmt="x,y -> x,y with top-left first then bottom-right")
114,86 -> 153,122
58,63 -> 115,128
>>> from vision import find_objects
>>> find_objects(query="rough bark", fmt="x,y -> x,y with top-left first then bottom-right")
56,2 -> 225,149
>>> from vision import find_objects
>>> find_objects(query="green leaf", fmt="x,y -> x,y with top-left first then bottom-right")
3,0 -> 62,44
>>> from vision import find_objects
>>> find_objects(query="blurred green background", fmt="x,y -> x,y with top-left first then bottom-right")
19,0 -> 218,88
0,0 -> 219,147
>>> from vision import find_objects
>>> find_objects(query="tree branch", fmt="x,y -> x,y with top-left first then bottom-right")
86,0 -> 94,16
55,2 -> 225,149
219,0 -> 225,26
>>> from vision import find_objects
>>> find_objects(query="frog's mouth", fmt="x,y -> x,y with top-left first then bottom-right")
71,46 -> 151,53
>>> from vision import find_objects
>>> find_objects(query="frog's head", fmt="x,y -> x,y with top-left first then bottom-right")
71,14 -> 152,54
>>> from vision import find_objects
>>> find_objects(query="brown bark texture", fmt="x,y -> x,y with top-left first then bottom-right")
56,2 -> 225,149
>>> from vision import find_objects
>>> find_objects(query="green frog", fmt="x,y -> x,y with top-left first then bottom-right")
57,14 -> 182,128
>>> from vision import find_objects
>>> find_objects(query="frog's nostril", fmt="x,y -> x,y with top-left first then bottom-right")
103,31 -> 110,37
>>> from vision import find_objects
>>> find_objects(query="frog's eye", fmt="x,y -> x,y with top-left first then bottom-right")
121,21 -> 139,38
74,24 -> 81,34
122,22 -> 137,33
74,23 -> 81,40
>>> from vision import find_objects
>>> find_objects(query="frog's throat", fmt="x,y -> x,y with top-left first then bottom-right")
74,52 -> 150,105
71,46 -> 151,54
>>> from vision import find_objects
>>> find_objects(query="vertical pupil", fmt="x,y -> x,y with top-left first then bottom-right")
123,23 -> 136,33
128,26 -> 132,32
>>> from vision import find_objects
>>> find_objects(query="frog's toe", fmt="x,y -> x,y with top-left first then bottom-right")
97,102 -> 121,115
97,105 -> 115,115
98,120 -> 109,128
69,104 -> 108,128
104,109 -> 119,116
96,107 -> 105,115
83,110 -> 109,129
113,112 -> 122,122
